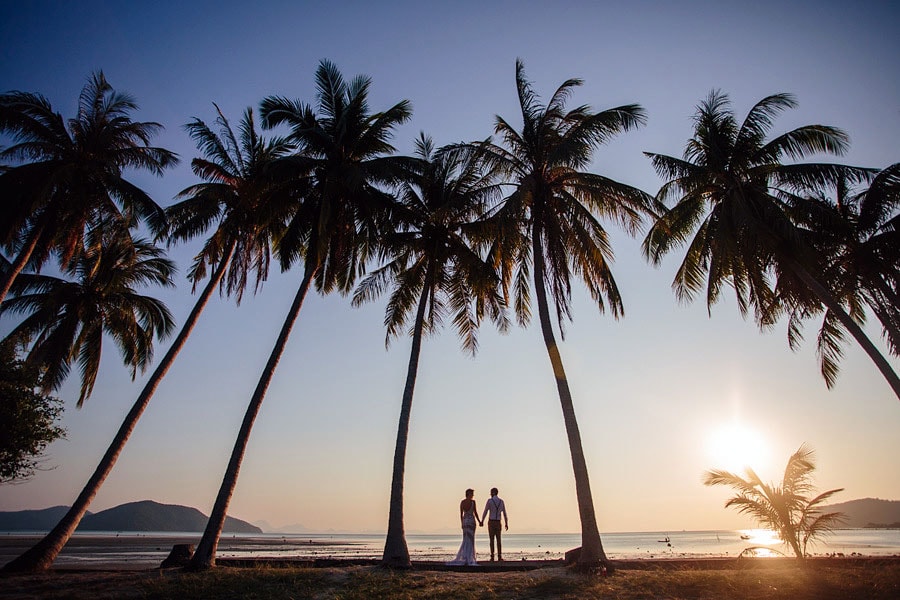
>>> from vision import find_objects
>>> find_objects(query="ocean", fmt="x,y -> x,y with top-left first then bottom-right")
3,529 -> 898,567
246,529 -> 900,561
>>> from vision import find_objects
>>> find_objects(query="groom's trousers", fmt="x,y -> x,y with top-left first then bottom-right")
488,520 -> 502,559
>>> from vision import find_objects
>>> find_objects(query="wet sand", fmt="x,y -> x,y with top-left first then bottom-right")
0,534 -> 354,570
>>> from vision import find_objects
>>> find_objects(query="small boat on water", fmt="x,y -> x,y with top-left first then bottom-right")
658,536 -> 670,543
740,534 -> 751,540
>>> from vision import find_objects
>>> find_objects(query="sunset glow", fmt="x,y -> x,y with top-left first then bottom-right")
707,423 -> 771,476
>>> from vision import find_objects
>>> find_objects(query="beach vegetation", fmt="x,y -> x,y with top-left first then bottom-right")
0,71 -> 177,305
704,444 -> 846,560
0,338 -> 65,484
468,60 -> 658,569
6,562 -> 899,600
765,163 -> 900,384
188,59 -> 412,569
0,232 -> 175,406
1,106 -> 287,573
352,133 -> 508,567
642,91 -> 899,399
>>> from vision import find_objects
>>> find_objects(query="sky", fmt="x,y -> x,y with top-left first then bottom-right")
1,0 -> 899,535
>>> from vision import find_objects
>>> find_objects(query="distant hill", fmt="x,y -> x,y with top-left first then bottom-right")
0,500 -> 261,533
0,506 -> 81,531
822,498 -> 900,528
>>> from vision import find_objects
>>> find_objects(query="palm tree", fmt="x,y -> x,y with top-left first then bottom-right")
704,444 -> 846,560
0,231 -> 175,405
1,106 -> 286,573
476,60 -> 656,569
642,91 -> 900,400
762,166 -> 900,388
0,72 -> 176,305
352,134 -> 508,567
188,59 -> 412,569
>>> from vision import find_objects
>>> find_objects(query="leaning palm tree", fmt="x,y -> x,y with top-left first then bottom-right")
353,134 -> 508,567
1,106 -> 286,573
704,444 -> 846,560
643,91 -> 900,400
766,166 -> 900,387
475,60 -> 657,569
0,72 -> 176,305
188,59 -> 412,569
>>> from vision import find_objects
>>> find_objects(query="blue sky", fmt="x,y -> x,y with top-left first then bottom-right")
1,0 -> 899,534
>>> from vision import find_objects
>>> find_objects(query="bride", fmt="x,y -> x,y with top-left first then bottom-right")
446,488 -> 483,565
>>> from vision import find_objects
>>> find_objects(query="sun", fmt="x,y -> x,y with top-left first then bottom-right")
707,423 -> 770,475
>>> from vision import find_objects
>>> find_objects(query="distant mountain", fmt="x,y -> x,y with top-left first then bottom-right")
822,498 -> 900,528
0,506 -> 84,531
0,500 -> 261,533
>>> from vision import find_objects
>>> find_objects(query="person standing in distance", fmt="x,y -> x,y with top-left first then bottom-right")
480,487 -> 508,561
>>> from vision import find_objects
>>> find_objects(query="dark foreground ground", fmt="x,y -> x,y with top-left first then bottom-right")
1,558 -> 898,599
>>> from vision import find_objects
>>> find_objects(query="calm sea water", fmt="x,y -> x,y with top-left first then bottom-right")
6,529 -> 897,567
271,529 -> 900,561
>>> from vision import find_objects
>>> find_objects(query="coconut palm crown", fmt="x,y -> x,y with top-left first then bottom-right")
1,231 -> 175,406
765,165 -> 900,386
642,91 -> 899,399
0,72 -> 177,305
166,104 -> 292,301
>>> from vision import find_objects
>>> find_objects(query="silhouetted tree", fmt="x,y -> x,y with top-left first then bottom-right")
475,60 -> 657,569
189,60 -> 412,569
643,91 -> 898,399
705,444 -> 845,560
353,134 -> 507,567
0,72 -> 176,305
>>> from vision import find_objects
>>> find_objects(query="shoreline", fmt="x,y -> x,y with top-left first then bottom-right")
2,533 -> 898,572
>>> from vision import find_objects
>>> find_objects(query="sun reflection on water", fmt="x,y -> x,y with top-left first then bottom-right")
738,529 -> 783,557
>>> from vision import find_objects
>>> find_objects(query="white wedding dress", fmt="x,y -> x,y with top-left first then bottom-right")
446,512 -> 479,566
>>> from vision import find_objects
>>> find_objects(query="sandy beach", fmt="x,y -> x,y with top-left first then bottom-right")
1,558 -> 899,600
2,535 -> 900,599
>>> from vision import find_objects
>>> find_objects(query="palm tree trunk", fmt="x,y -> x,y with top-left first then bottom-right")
786,258 -> 900,401
381,277 -> 432,568
0,224 -> 43,306
2,246 -> 235,573
189,264 -> 317,570
531,229 -> 610,570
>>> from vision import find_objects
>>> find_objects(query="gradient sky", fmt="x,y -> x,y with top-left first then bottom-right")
1,0 -> 898,535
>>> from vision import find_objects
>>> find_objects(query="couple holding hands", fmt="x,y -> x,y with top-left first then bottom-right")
446,487 -> 509,566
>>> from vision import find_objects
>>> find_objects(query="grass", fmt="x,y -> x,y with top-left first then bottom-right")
1,561 -> 898,599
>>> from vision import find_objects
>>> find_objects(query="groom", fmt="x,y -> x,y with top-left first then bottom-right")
480,487 -> 508,561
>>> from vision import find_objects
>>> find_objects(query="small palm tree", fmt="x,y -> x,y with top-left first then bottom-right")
353,134 -> 508,567
1,106 -> 285,573
476,60 -> 657,569
189,60 -> 412,570
704,445 -> 846,560
0,72 -> 177,305
643,91 -> 899,400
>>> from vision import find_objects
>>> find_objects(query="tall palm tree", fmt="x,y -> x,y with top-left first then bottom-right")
764,166 -> 900,387
704,444 -> 846,560
352,134 -> 508,567
1,106 -> 286,573
188,59 -> 412,569
0,72 -> 176,305
477,60 -> 656,569
642,91 -> 900,400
